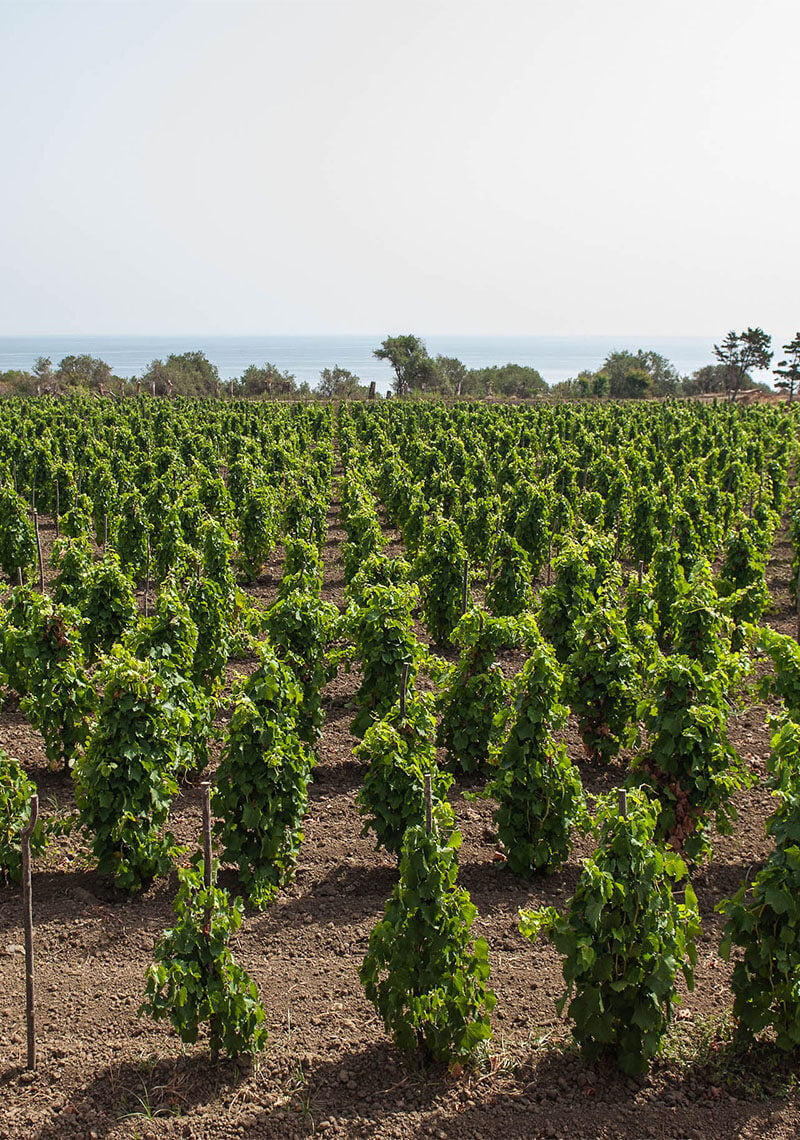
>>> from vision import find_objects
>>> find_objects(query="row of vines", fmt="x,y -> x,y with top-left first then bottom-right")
3,395 -> 800,1074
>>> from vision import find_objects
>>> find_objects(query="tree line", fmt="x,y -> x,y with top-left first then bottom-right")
552,328 -> 800,401
0,352 -> 366,401
1,327 -> 798,400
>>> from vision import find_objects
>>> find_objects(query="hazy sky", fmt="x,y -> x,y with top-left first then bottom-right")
2,0 -> 798,340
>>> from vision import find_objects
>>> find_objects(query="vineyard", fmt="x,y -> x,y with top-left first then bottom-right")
1,395 -> 800,1139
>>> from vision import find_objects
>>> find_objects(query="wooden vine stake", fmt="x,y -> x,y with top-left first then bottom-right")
33,512 -> 44,592
424,773 -> 433,835
54,480 -> 60,538
200,782 -> 220,1060
461,558 -> 469,615
638,560 -> 644,588
399,662 -> 409,725
143,536 -> 151,618
201,782 -> 214,896
21,794 -> 39,1071
618,787 -> 628,819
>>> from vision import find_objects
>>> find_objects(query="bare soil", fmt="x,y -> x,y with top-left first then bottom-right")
1,503 -> 799,1140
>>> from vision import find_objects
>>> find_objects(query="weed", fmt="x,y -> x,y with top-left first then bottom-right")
661,1012 -> 798,1100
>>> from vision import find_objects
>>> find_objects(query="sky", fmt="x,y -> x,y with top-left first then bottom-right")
1,0 -> 798,343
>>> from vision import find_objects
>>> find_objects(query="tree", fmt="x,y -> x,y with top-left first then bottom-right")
773,333 -> 800,402
603,364 -> 651,399
315,366 -> 366,400
433,355 -> 468,397
239,362 -> 297,399
554,351 -> 679,400
467,363 -> 548,398
684,363 -> 739,396
713,328 -> 773,402
597,350 -> 681,399
56,354 -> 114,393
33,356 -> 56,395
551,372 -> 597,399
0,370 -> 36,397
140,352 -> 219,398
374,335 -> 437,396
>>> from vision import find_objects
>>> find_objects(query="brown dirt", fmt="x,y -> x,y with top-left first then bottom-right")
1,503 -> 800,1140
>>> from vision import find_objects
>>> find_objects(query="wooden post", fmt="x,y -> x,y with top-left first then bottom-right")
33,512 -> 44,592
17,565 -> 23,587
31,475 -> 36,513
201,783 -> 214,895
200,782 -> 219,1061
461,558 -> 469,615
103,512 -> 108,552
144,537 -> 151,618
618,787 -> 628,819
368,380 -> 376,401
638,560 -> 644,588
21,794 -> 39,1071
54,480 -> 60,538
546,541 -> 552,587
399,662 -> 409,724
424,773 -> 432,834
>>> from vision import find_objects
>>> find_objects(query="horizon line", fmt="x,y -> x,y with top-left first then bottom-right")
0,330 -> 720,340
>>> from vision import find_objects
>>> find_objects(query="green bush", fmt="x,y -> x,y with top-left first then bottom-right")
141,864 -> 268,1058
719,716 -> 800,1049
0,749 -> 46,883
213,646 -> 311,906
74,648 -> 181,893
489,635 -> 585,874
520,788 -> 699,1074
360,814 -> 495,1064
357,691 -> 453,857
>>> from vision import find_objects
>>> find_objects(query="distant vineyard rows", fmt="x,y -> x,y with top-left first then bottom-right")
3,395 -> 800,1067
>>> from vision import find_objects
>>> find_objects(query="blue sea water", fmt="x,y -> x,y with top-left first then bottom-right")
0,333 -> 724,393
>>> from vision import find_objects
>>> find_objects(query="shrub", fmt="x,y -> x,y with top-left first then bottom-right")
360,813 -> 495,1064
141,864 -> 268,1058
520,788 -> 699,1074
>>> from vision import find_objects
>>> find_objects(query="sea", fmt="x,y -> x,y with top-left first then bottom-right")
0,334 -> 726,394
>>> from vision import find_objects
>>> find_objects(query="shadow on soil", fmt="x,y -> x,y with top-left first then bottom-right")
248,862 -> 398,931
237,1040 -> 445,1138
226,1034 -> 790,1140
26,1051 -> 248,1140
